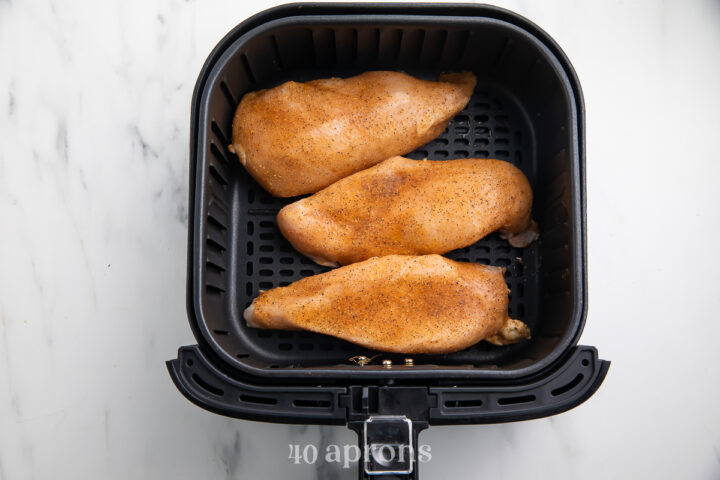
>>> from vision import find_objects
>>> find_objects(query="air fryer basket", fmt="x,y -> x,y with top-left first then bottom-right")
191,12 -> 582,379
168,4 -> 608,479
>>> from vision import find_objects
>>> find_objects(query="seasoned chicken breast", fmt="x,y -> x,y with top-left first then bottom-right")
277,156 -> 538,267
230,71 -> 476,197
244,255 -> 529,354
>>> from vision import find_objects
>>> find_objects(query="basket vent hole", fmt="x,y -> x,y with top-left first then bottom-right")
246,221 -> 254,235
246,262 -> 253,275
454,138 -> 469,146
581,359 -> 590,367
206,285 -> 224,295
206,237 -> 226,252
207,214 -> 227,231
209,143 -> 230,169
192,374 -> 224,397
280,269 -> 294,277
259,257 -> 273,264
260,269 -> 273,277
246,282 -> 252,296
280,257 -> 294,264
495,150 -> 509,157
454,126 -> 469,134
293,399 -> 331,408
433,150 -> 449,158
210,120 -> 230,146
454,114 -> 469,124
474,138 -> 489,146
260,220 -> 274,228
257,331 -> 272,338
278,343 -> 292,351
475,114 -> 489,122
497,394 -> 535,405
206,261 -> 225,274
214,329 -> 229,336
259,281 -> 273,289
454,150 -> 469,157
473,150 -> 490,157
240,54 -> 256,84
551,374 -> 585,396
236,353 -> 249,359
259,232 -> 275,240
259,245 -> 274,252
299,343 -> 313,351
186,359 -> 194,367
444,399 -> 483,408
219,80 -> 237,105
495,138 -> 509,146
240,394 -> 277,405
246,242 -> 254,255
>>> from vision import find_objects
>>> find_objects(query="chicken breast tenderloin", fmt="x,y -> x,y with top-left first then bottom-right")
230,71 -> 476,197
243,255 -> 530,354
277,156 -> 538,267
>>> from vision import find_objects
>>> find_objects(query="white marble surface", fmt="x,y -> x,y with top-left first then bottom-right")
1,0 -> 720,478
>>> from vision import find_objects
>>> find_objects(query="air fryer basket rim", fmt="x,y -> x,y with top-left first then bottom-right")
186,3 -> 589,381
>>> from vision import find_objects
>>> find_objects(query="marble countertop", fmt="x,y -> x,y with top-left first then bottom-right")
1,0 -> 719,478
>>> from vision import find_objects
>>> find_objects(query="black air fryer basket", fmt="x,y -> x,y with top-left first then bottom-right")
167,4 -> 609,478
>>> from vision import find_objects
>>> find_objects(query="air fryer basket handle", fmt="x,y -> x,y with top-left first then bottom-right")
344,387 -> 430,479
168,345 -> 609,479
346,418 -> 425,479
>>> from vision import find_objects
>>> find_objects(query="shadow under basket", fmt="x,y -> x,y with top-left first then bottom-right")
168,4 -> 609,479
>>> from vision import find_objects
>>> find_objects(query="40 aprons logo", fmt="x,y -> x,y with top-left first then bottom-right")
288,443 -> 432,469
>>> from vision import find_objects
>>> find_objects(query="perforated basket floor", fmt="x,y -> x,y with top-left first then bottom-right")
201,79 -> 539,369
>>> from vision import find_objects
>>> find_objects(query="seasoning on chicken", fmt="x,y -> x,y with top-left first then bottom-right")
230,71 -> 476,197
277,156 -> 538,267
243,255 -> 530,354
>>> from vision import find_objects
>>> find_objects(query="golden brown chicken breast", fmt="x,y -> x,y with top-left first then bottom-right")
230,71 -> 476,197
277,156 -> 538,267
243,255 -> 529,354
